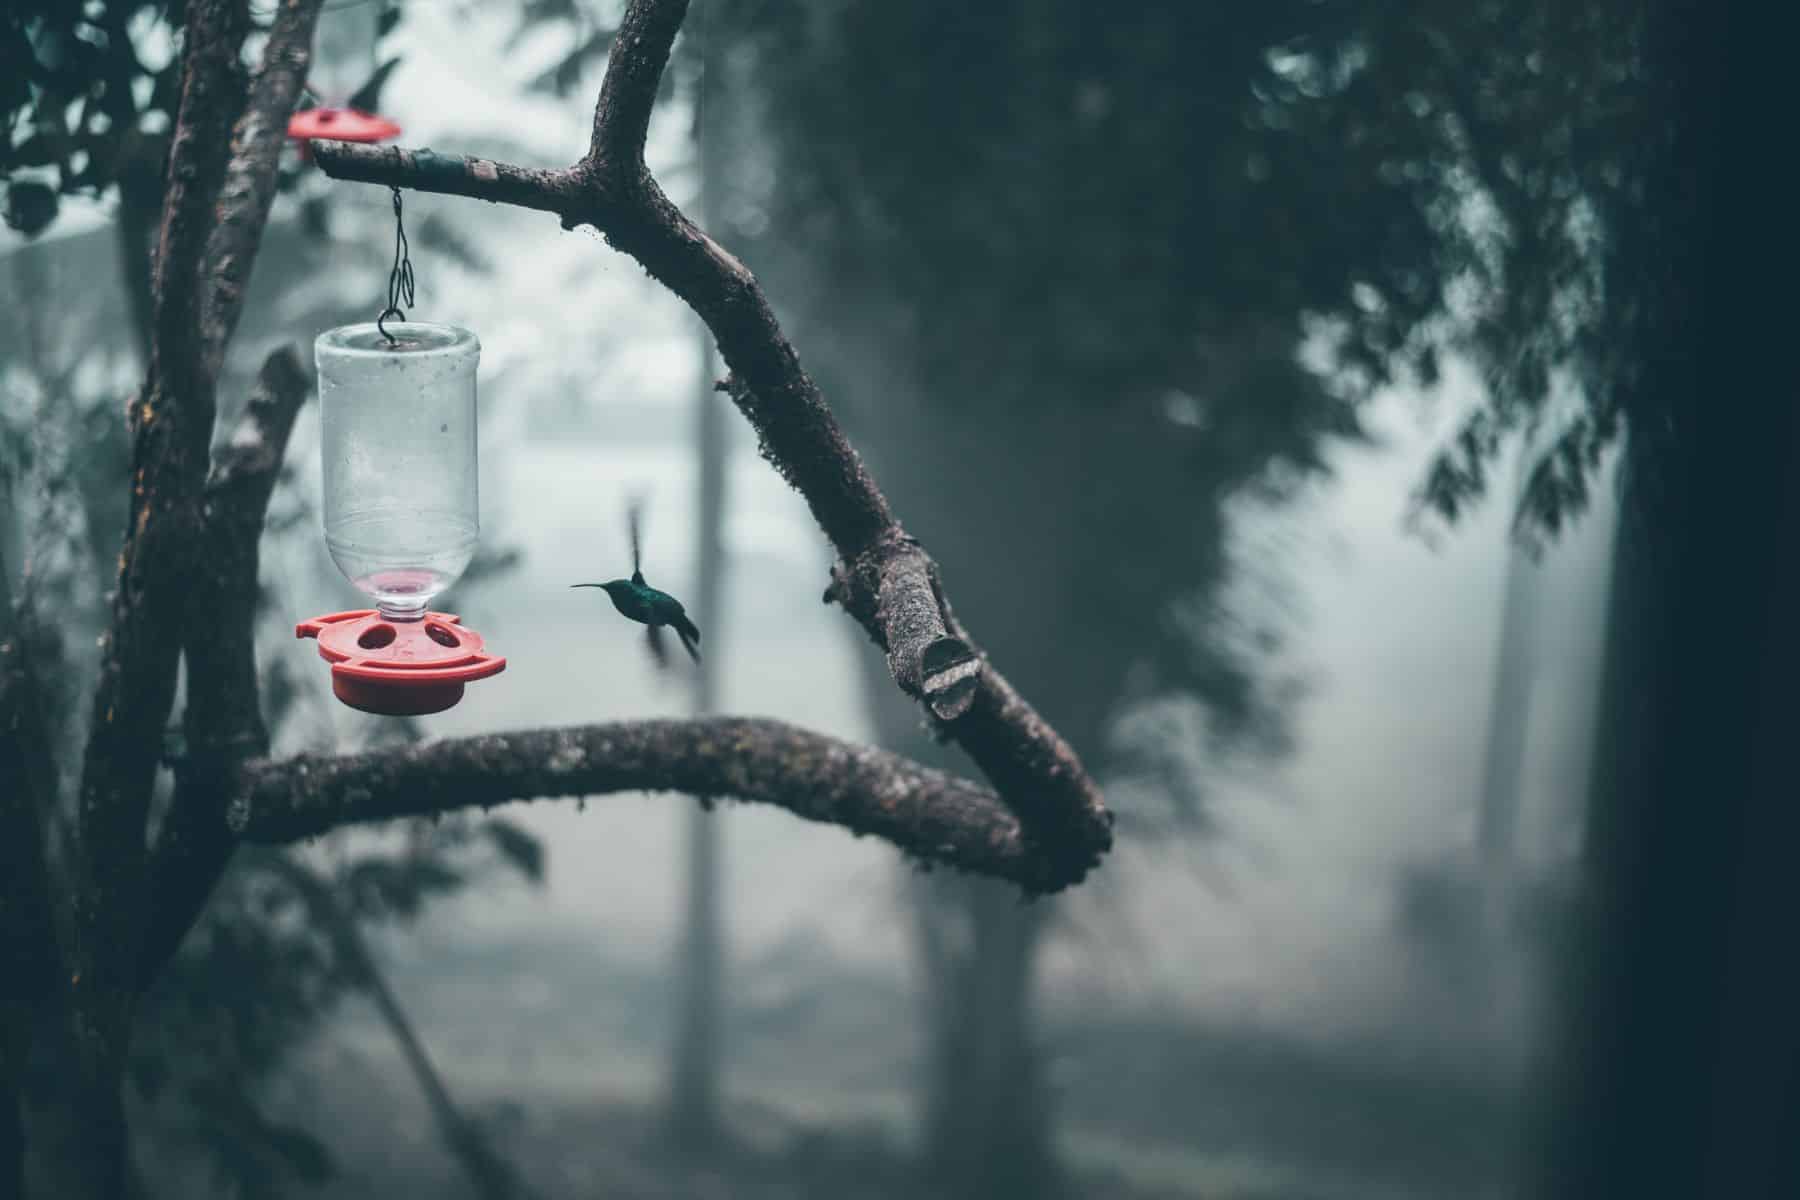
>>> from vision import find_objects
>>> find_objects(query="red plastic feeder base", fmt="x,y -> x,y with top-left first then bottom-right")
297,610 -> 505,716
286,107 -> 402,144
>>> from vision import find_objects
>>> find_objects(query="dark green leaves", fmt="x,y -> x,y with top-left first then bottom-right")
1,2 -> 183,238
484,817 -> 547,885
3,178 -> 58,235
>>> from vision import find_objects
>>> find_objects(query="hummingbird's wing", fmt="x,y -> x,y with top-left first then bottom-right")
644,621 -> 670,668
627,494 -> 645,578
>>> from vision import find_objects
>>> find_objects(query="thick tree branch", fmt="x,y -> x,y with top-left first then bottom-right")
146,0 -> 248,388
231,719 -> 1054,890
312,0 -> 1113,888
200,0 -> 328,377
70,2 -> 251,1099
139,347 -> 311,991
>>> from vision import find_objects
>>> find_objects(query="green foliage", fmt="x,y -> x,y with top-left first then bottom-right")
2,1 -> 411,238
1,2 -> 184,236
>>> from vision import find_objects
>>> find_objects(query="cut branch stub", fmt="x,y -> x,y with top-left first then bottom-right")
833,534 -> 982,722
919,637 -> 981,721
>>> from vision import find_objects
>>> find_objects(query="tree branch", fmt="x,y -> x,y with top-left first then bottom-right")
140,346 -> 312,991
201,0 -> 328,377
71,0 -> 251,1080
312,144 -> 585,216
147,0 -> 248,388
586,0 -> 690,169
311,0 -> 1113,888
231,718 -> 1054,890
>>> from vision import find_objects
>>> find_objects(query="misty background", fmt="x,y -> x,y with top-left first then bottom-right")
1,1 -> 1647,1197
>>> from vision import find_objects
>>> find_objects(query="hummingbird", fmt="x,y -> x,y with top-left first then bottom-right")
572,498 -> 701,667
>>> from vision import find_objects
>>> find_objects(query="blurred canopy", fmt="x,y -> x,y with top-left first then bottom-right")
718,0 -> 1658,526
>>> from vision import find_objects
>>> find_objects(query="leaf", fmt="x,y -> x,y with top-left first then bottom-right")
527,27 -> 616,97
8,133 -> 60,168
258,1119 -> 338,1184
346,56 -> 403,115
410,210 -> 493,273
3,179 -> 58,236
343,857 -> 465,919
484,818 -> 546,885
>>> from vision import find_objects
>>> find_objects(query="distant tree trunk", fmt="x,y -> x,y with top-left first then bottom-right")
914,877 -> 1056,1199
1476,453 -> 1542,918
1533,5 -> 1800,1195
856,647 -> 1063,1199
664,310 -> 729,1148
664,37 -> 729,1144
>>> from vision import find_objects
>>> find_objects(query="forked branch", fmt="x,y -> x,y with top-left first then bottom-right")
313,0 -> 1112,888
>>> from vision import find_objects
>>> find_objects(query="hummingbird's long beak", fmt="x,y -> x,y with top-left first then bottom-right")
570,583 -> 605,588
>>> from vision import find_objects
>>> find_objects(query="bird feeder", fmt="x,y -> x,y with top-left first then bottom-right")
286,107 -> 402,160
297,323 -> 504,715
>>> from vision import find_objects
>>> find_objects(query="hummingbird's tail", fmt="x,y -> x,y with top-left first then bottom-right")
673,612 -> 701,663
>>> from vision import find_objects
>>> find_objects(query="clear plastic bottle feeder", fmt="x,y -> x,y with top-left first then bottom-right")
297,322 -> 505,715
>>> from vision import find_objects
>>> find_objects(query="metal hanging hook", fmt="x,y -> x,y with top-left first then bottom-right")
377,185 -> 415,345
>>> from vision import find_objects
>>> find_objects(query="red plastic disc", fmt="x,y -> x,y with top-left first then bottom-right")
287,107 -> 402,144
297,610 -> 504,716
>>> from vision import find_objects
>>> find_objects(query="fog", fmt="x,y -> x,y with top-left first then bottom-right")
0,2 -> 1655,1197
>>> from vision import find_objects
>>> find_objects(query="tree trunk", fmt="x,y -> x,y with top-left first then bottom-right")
1532,5 -> 1800,1194
853,638 -> 1063,1197
664,30 -> 730,1149
664,315 -> 729,1150
1475,474 -> 1540,908
915,877 -> 1057,1199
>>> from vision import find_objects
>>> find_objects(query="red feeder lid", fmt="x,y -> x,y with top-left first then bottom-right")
287,107 -> 402,144
297,610 -> 504,716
